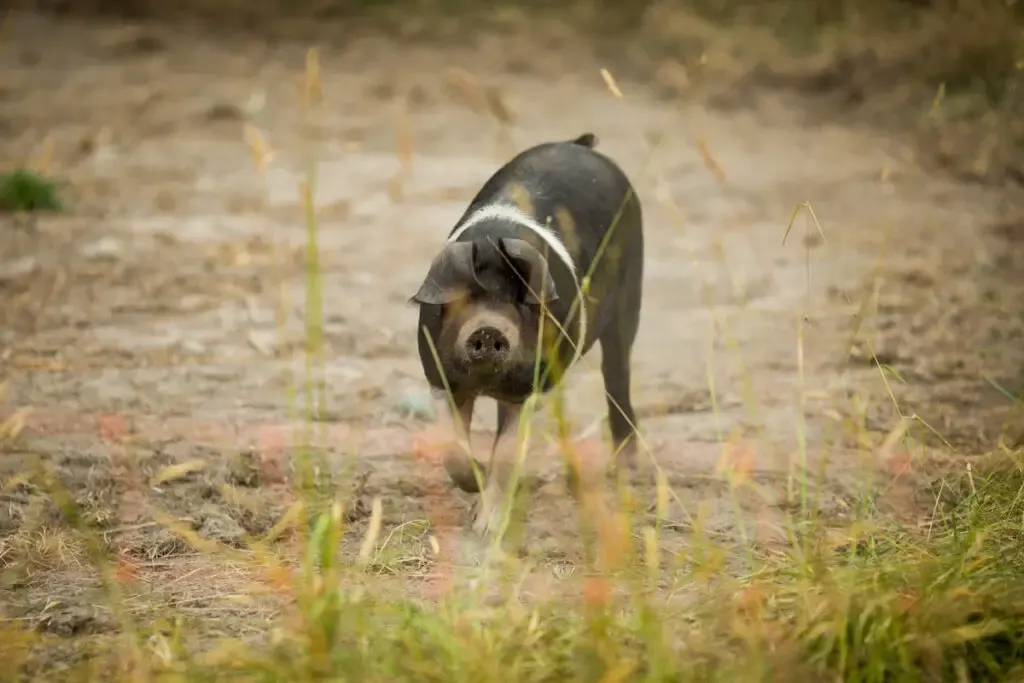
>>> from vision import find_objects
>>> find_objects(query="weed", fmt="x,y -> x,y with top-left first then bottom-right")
0,169 -> 63,213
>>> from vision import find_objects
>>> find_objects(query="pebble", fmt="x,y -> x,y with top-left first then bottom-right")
244,296 -> 276,325
0,256 -> 38,281
393,390 -> 435,420
179,339 -> 206,356
247,329 -> 278,356
80,237 -> 123,260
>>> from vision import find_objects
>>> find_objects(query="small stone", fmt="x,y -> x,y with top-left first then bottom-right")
245,297 -> 276,325
247,329 -> 278,356
80,237 -> 122,260
0,256 -> 38,281
393,390 -> 435,420
180,339 -> 206,356
244,91 -> 267,117
179,295 -> 208,312
205,103 -> 244,122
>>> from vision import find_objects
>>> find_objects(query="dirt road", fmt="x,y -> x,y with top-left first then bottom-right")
1,9 -> 1022,651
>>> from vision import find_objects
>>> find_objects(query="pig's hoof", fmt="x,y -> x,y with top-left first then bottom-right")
606,444 -> 650,485
607,461 -> 652,490
449,462 -> 486,494
606,457 -> 633,480
471,501 -> 504,537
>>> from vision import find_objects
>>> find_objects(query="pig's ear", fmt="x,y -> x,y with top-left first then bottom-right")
410,241 -> 477,305
499,237 -> 560,305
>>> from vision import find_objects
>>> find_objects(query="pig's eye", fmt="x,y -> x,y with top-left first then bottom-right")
517,288 -> 538,306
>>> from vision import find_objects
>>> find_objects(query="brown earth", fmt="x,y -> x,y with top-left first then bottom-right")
1,7 -> 1023,673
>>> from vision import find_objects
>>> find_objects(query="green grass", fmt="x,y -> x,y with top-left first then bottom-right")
238,453 -> 1013,683
6,450 -> 1024,682
0,169 -> 64,213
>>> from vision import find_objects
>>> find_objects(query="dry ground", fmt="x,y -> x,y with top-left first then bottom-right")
1,5 -> 1023,677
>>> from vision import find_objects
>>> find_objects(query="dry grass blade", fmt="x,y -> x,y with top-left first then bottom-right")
0,407 -> 33,442
484,88 -> 514,125
444,67 -> 490,115
600,68 -> 623,99
149,460 -> 206,487
261,500 -> 305,544
31,137 -> 56,178
395,112 -> 415,170
357,496 -> 383,567
303,46 -> 323,111
243,123 -> 275,173
696,137 -> 726,184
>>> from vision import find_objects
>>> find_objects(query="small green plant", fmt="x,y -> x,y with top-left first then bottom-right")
0,168 -> 64,213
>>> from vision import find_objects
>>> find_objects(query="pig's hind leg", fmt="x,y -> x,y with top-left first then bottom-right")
598,297 -> 641,476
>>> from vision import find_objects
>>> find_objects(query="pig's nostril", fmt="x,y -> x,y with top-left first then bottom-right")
465,326 -> 510,362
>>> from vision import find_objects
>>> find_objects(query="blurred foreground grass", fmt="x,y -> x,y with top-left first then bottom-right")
4,447 -> 1024,682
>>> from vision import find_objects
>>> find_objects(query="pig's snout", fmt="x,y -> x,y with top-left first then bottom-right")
465,326 -> 511,364
455,311 -> 521,371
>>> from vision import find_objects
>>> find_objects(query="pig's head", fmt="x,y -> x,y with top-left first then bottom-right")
411,237 -> 561,399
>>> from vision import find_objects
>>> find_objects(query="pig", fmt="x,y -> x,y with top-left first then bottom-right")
410,132 -> 644,536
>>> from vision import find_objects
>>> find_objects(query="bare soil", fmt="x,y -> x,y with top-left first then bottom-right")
1,8 -> 1023,673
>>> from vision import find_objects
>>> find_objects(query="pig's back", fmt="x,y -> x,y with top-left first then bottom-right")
459,140 -> 643,277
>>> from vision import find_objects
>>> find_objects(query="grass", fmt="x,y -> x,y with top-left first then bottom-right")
2,4 -> 1023,681
0,169 -> 63,213
5,449 -> 1024,681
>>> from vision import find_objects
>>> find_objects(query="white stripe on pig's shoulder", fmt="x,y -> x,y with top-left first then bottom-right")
448,203 -> 577,276
446,202 -> 587,369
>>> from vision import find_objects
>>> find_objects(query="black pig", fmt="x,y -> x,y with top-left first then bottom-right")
410,133 -> 644,536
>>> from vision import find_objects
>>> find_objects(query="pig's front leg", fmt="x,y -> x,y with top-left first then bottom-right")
428,390 -> 481,493
472,401 -> 524,537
